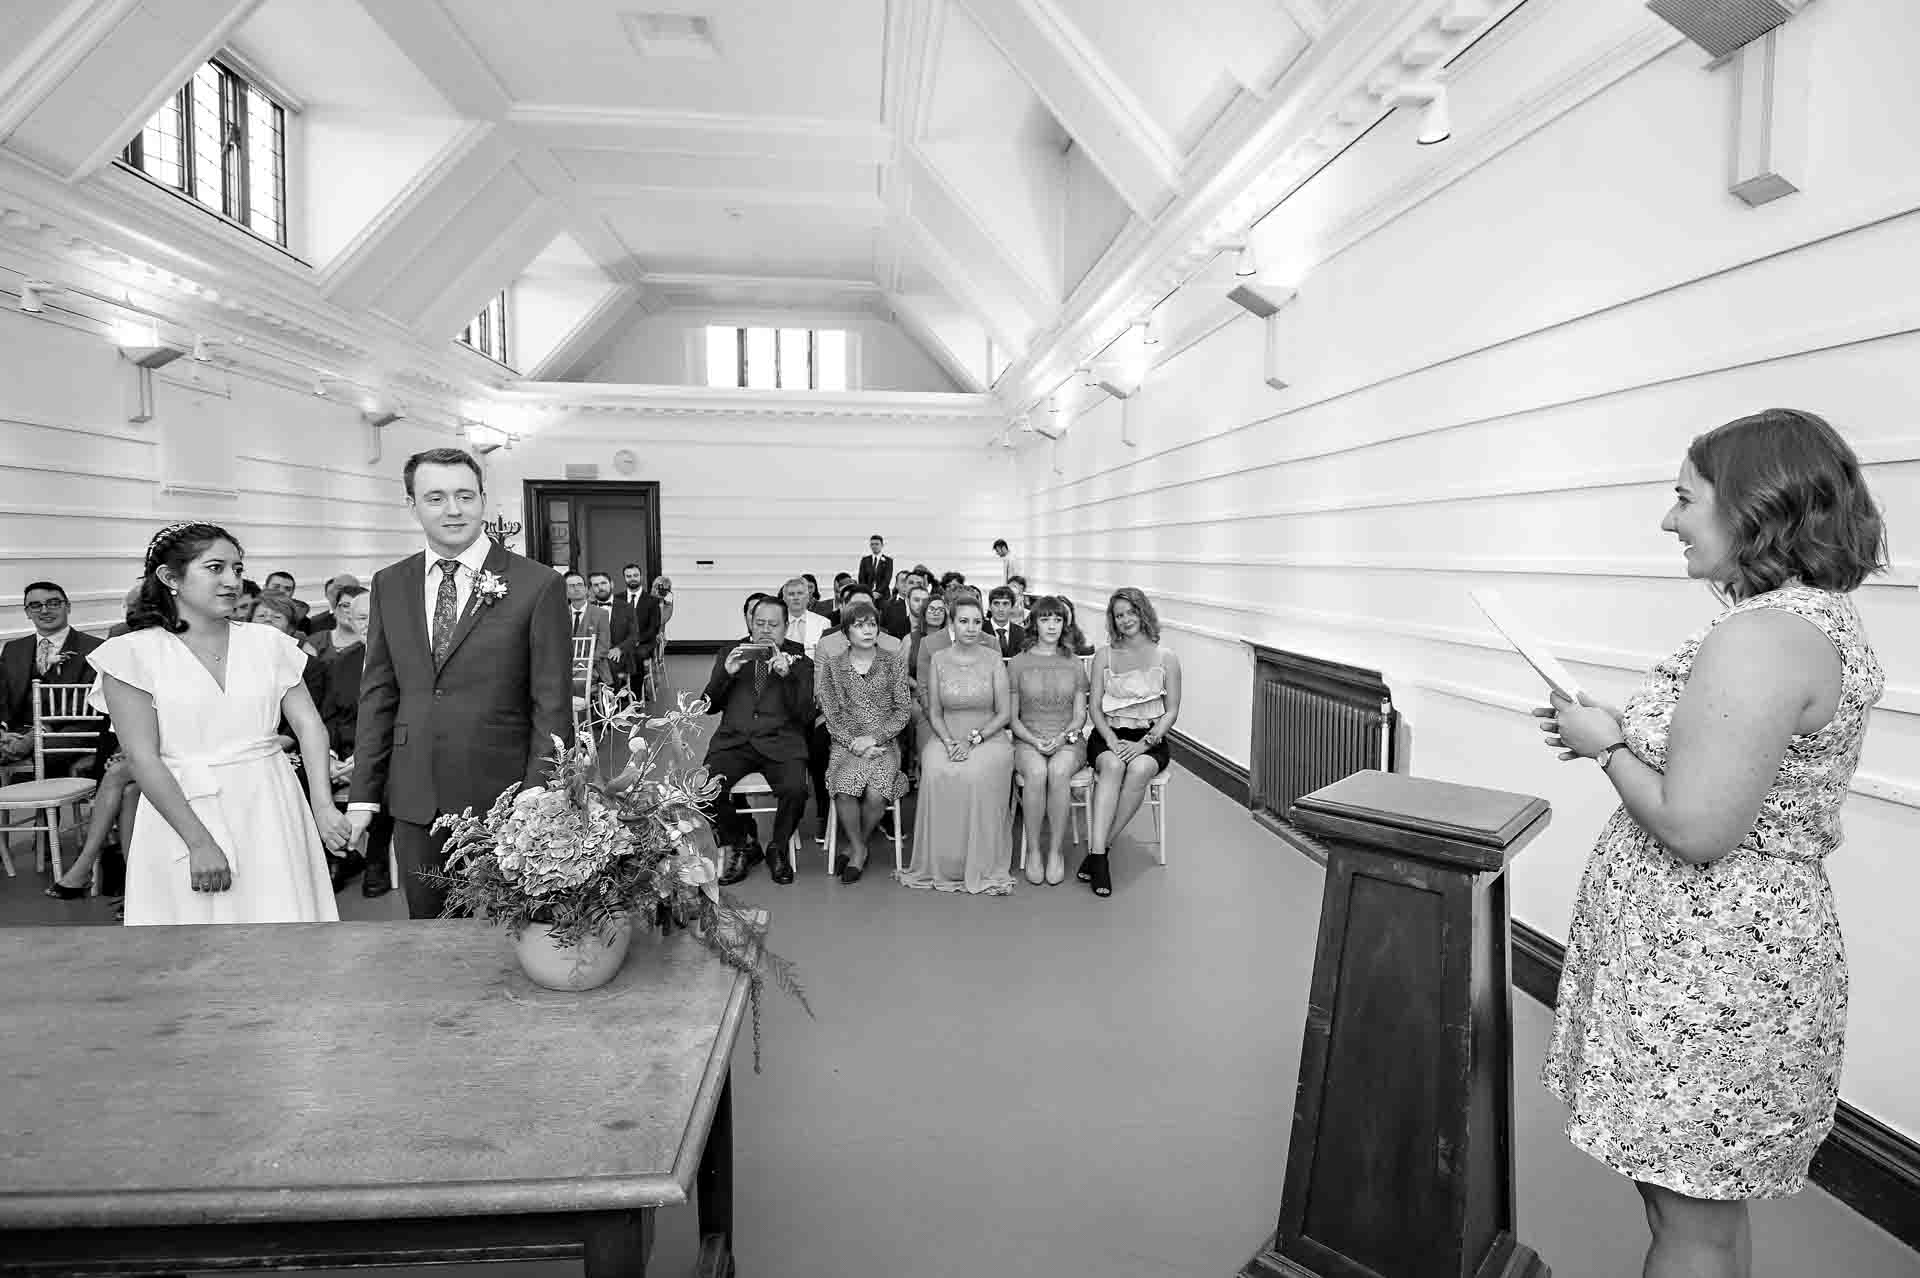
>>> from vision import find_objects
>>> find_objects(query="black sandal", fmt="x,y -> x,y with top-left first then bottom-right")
1082,853 -> 1111,896
44,880 -> 87,900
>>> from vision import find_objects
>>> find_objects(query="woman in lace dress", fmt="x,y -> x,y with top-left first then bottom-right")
1083,588 -> 1181,898
1009,597 -> 1089,885
815,600 -> 913,884
1536,410 -> 1886,1278
899,592 -> 1014,895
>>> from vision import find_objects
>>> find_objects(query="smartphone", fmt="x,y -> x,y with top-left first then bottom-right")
738,643 -> 775,660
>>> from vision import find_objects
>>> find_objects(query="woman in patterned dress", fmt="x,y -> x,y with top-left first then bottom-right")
1009,596 -> 1090,885
814,600 -> 912,884
1536,410 -> 1886,1278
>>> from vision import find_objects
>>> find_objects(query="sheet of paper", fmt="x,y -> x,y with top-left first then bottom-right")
1470,587 -> 1587,702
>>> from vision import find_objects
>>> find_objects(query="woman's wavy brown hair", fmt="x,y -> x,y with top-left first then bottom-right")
1686,408 -> 1887,601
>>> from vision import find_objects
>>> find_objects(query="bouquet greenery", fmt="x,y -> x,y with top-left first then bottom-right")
427,689 -> 809,1067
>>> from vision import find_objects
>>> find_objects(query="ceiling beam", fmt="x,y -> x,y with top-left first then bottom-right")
361,0 -> 512,120
954,0 -> 1182,221
887,290 -> 988,392
507,105 -> 894,164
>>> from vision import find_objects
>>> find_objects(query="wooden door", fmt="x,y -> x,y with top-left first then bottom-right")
523,480 -> 661,587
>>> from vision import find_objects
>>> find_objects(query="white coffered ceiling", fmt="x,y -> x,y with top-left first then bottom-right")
0,0 -> 1523,397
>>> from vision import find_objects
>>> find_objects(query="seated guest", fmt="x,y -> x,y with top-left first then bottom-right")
311,586 -> 392,896
251,594 -> 319,658
899,592 -> 1015,896
231,578 -> 262,622
985,586 -> 1027,658
1058,595 -> 1098,656
304,573 -> 361,648
564,572 -> 613,694
1010,597 -> 1090,886
1082,588 -> 1182,899
911,591 -> 952,693
812,577 -> 842,623
1007,575 -> 1031,625
879,578 -> 914,640
814,600 -> 913,884
2,581 -> 104,772
938,570 -> 967,594
651,574 -> 676,630
817,584 -> 901,661
43,756 -> 139,899
261,571 -> 311,633
781,577 -> 831,658
107,582 -> 141,637
707,595 -> 815,887
889,570 -> 911,604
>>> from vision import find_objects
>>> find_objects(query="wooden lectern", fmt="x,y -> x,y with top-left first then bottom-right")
1242,770 -> 1552,1278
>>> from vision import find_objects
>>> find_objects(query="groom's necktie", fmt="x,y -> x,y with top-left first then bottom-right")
431,559 -> 460,662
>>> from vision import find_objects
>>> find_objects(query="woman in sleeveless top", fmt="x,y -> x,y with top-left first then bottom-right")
87,523 -> 351,925
1009,596 -> 1090,885
1536,410 -> 1886,1278
899,592 -> 1015,895
1082,587 -> 1182,898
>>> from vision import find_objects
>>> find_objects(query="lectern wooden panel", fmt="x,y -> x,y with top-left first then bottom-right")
1242,771 -> 1551,1278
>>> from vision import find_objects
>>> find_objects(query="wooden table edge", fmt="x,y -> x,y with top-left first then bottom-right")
669,920 -> 758,1196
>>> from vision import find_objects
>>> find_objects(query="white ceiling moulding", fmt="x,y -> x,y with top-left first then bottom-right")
505,105 -> 895,164
997,0 -> 1516,416
497,384 -> 1006,423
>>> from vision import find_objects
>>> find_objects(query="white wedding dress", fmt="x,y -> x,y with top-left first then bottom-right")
88,624 -> 338,925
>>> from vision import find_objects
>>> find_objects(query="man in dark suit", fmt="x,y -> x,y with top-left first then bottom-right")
986,585 -> 1028,659
350,448 -> 574,919
879,585 -> 914,640
856,535 -> 893,596
1,581 -> 104,770
705,595 -> 814,887
262,571 -> 313,634
611,562 -> 663,692
564,572 -> 614,694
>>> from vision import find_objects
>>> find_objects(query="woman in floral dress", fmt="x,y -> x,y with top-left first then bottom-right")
814,601 -> 912,884
1537,409 -> 1886,1278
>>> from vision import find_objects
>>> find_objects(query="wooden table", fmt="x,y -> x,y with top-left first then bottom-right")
0,921 -> 749,1276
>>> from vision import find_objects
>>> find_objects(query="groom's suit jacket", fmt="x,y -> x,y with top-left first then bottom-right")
351,540 -> 573,826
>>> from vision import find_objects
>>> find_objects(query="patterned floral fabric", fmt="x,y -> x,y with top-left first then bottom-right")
1543,584 -> 1883,1199
815,644 -> 913,801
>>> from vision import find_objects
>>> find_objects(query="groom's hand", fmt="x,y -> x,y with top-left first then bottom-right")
347,808 -> 374,849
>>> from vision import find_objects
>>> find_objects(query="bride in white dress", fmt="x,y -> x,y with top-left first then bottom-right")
88,523 -> 351,924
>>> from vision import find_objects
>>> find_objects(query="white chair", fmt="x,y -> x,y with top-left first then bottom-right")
0,683 -> 105,880
823,794 -> 906,876
729,772 -> 803,864
570,635 -> 595,739
1069,765 -> 1168,866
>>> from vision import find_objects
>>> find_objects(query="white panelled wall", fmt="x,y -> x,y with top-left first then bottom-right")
0,305 -> 445,647
489,414 -> 1016,641
1018,0 -> 1920,1139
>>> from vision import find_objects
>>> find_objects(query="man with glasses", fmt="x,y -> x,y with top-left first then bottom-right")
1,582 -> 104,768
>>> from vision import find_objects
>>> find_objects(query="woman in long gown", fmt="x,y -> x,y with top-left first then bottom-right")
88,522 -> 351,924
1536,410 -> 1886,1278
814,601 -> 913,883
899,592 -> 1014,895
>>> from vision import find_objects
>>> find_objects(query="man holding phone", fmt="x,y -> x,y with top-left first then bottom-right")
704,595 -> 815,886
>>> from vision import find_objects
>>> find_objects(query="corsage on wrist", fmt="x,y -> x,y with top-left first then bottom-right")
967,729 -> 984,746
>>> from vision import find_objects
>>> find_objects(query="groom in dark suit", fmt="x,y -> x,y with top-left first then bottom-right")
349,448 -> 573,919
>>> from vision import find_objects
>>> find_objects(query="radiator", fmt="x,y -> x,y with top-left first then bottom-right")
1249,646 -> 1397,827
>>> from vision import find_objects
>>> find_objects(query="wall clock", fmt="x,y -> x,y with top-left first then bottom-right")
612,448 -> 639,475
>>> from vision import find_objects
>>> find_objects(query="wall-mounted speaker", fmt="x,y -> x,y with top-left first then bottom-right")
1645,0 -> 1810,60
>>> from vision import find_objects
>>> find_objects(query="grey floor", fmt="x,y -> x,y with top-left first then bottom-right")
3,653 -> 1913,1277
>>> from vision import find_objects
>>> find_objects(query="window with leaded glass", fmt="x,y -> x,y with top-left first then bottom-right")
120,57 -> 288,248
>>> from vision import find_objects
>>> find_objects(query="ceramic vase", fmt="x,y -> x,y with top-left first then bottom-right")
513,915 -> 635,991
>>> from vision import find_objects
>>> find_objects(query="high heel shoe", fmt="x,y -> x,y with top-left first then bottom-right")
1087,853 -> 1113,898
44,879 -> 87,900
1024,850 -> 1045,886
1076,851 -> 1100,883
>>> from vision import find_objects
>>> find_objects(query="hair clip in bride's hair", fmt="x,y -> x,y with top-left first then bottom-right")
144,521 -> 201,572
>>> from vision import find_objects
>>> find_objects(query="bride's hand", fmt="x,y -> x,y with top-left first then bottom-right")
315,806 -> 353,853
187,840 -> 233,893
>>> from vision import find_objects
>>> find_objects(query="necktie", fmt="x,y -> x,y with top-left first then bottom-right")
573,608 -> 583,633
753,656 -> 767,694
36,637 -> 55,674
431,559 -> 460,663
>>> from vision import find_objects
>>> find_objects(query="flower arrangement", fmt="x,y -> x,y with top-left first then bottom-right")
426,689 -> 809,1067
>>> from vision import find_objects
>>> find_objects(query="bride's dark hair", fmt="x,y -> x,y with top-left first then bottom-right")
127,522 -> 243,634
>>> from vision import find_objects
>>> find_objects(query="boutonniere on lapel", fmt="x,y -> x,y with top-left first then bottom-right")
475,571 -> 510,607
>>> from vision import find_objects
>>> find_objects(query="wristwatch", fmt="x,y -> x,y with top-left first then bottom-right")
1594,740 -> 1629,771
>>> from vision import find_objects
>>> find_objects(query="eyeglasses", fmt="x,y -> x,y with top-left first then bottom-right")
23,600 -> 67,612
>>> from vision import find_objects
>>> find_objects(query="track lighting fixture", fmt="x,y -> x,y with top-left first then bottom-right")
1389,82 -> 1452,146
1234,243 -> 1259,278
18,280 -> 57,313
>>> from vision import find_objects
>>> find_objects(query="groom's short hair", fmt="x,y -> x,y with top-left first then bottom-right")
403,447 -> 484,498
